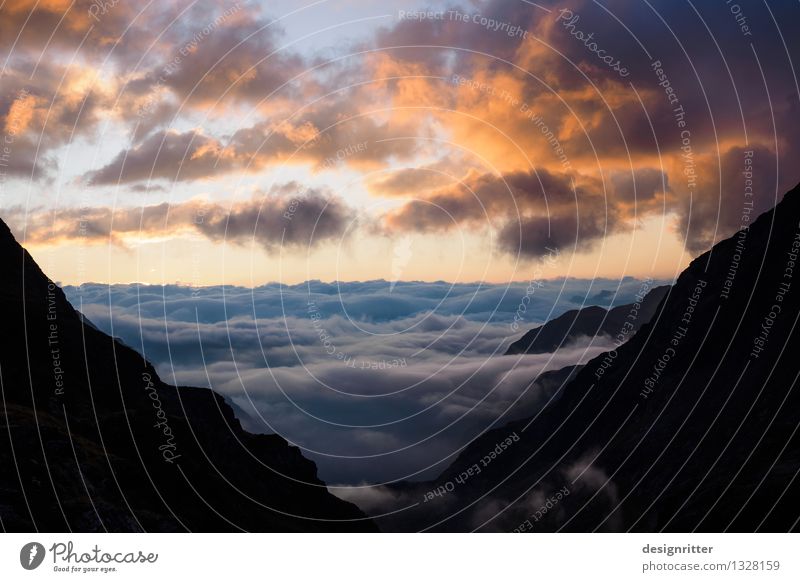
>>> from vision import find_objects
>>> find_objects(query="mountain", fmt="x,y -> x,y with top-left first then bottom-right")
0,220 -> 374,532
370,184 -> 800,532
505,285 -> 669,355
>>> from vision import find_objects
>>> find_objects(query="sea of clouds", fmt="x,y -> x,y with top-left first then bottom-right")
64,277 -> 660,484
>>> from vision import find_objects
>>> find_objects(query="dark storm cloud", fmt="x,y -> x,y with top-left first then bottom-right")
366,0 -> 800,255
156,4 -> 305,107
383,167 -> 588,231
383,167 -> 624,257
0,0 -> 152,59
538,0 -> 800,250
498,208 -> 622,258
195,189 -> 355,250
610,168 -> 668,204
4,0 -> 800,260
6,185 -> 356,250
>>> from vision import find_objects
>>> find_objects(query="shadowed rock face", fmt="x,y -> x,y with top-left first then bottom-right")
505,285 -> 669,355
0,220 -> 375,532
372,184 -> 800,532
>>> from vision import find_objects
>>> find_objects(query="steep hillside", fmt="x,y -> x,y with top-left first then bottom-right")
373,185 -> 800,532
505,285 -> 669,355
0,220 -> 374,532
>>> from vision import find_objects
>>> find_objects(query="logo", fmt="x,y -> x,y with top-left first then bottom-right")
20,542 -> 46,570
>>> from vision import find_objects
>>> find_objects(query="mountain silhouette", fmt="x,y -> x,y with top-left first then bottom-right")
372,184 -> 800,532
0,220 -> 374,531
505,285 -> 669,355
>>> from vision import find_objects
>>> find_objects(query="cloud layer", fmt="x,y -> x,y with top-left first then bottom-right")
65,277 -> 661,483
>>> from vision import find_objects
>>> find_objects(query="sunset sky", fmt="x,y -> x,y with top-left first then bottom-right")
1,0 -> 797,286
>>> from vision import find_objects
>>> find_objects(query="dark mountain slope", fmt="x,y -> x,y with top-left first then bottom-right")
505,285 -> 669,355
373,184 -> 800,532
0,220 -> 374,532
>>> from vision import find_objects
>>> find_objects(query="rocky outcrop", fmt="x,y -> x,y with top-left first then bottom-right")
0,220 -> 375,532
505,285 -> 669,355
373,184 -> 800,532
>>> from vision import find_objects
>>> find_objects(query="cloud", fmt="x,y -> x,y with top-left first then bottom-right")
6,185 -> 356,251
332,483 -> 414,514
85,104 -> 424,185
155,3 -> 304,108
610,168 -> 668,204
498,208 -> 622,258
63,277 -> 660,483
84,129 -> 237,185
381,166 -> 628,257
0,0 -> 148,57
365,0 -> 800,257
365,162 -> 460,197
674,145 -> 782,254
6,0 -> 799,262
196,188 -> 355,250
0,61 -> 115,180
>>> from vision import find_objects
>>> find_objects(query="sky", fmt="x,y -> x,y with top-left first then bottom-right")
3,0 -> 798,286
3,0 -> 799,491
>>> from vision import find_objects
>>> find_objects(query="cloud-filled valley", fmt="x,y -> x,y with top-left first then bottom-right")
65,277 -> 658,483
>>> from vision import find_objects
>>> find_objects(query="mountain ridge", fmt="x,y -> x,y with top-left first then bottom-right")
0,219 -> 375,531
505,284 -> 670,355
368,183 -> 800,532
